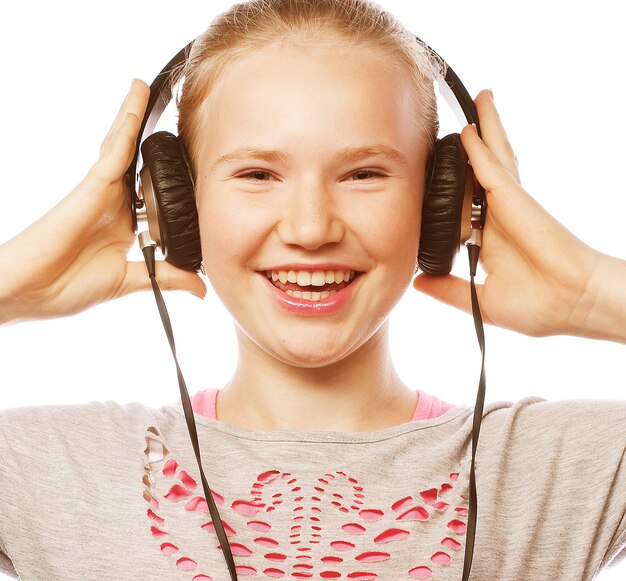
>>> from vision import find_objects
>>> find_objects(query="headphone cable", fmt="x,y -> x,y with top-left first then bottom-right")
140,239 -> 486,581
461,242 -> 487,581
141,242 -> 240,581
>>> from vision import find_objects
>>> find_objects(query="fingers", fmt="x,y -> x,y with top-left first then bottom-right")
88,81 -> 149,186
100,79 -> 150,158
473,90 -> 520,183
462,121 -> 574,259
122,261 -> 207,299
93,111 -> 143,182
461,123 -> 520,198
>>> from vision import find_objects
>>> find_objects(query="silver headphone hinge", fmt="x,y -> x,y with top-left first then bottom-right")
138,230 -> 157,250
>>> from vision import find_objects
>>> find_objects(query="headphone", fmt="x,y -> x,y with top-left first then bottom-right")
128,35 -> 488,581
127,39 -> 486,276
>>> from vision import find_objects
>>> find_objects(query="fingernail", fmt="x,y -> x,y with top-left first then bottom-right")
488,88 -> 494,101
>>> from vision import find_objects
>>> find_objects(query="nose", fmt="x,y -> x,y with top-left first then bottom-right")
276,178 -> 345,250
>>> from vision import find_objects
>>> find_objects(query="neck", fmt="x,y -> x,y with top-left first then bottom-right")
217,324 -> 417,432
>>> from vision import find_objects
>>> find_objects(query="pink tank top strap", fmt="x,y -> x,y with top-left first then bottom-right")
190,388 -> 454,422
411,389 -> 456,421
190,388 -> 219,420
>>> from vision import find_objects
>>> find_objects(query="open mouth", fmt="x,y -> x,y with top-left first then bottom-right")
264,269 -> 358,301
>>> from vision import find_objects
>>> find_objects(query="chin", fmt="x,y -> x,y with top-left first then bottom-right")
260,319 -> 389,370
273,349 -> 352,369
269,337 -> 358,369
275,354 -> 355,370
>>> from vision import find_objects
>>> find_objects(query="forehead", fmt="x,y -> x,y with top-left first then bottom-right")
195,40 -> 427,161
211,39 -> 414,105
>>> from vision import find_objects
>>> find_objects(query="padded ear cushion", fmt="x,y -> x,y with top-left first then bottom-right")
141,131 -> 202,271
417,133 -> 468,275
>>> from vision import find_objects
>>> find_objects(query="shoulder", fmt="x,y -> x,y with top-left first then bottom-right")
475,397 -> 626,487
0,399 -> 163,427
0,400 -> 186,513
474,398 -> 626,570
480,396 -> 626,440
0,400 -> 182,459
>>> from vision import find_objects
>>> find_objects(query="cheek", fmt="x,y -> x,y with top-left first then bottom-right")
196,189 -> 256,259
195,195 -> 252,315
195,191 -> 244,284
364,188 -> 423,269
194,187 -> 276,295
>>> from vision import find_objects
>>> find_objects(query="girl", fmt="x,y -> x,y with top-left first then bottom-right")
0,1 -> 624,580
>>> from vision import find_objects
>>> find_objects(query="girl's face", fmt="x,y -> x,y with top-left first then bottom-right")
194,39 -> 430,368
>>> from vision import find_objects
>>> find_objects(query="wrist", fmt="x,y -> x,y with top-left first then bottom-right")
0,246 -> 29,327
568,252 -> 626,343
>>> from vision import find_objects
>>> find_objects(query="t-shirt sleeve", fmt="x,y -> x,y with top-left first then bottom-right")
0,536 -> 17,578
476,397 -> 626,577
0,401 -> 157,579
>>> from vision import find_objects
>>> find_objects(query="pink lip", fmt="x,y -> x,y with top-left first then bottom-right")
260,273 -> 360,316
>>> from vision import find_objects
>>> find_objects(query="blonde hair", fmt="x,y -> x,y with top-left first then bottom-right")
177,0 -> 444,169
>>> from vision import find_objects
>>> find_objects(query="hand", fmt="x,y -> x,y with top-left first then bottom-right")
0,79 -> 206,326
413,90 -> 626,342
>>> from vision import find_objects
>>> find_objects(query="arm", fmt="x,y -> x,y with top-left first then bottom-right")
414,90 -> 626,344
0,80 -> 205,327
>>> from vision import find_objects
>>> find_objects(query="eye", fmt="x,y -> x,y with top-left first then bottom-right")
237,169 -> 275,182
346,168 -> 387,181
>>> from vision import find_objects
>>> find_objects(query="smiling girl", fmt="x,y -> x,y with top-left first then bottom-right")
0,0 -> 624,580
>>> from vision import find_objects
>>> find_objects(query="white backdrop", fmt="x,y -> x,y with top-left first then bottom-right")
0,1 -> 624,578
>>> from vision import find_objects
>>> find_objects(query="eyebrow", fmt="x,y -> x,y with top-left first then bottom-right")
335,145 -> 408,166
211,145 -> 408,169
212,148 -> 290,169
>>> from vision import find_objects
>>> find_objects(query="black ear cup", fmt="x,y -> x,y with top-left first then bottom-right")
140,131 -> 202,271
139,131 -> 467,275
417,133 -> 468,275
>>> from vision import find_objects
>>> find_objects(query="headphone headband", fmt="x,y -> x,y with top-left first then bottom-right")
127,36 -> 485,232
128,43 -> 191,231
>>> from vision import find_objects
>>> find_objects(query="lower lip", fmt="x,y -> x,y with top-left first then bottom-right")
261,275 -> 360,316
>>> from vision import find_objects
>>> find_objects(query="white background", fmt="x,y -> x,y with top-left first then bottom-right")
0,0 -> 624,578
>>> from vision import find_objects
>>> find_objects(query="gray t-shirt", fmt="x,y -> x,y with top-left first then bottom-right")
0,396 -> 624,580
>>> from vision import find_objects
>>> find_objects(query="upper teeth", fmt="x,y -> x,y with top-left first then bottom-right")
266,270 -> 355,286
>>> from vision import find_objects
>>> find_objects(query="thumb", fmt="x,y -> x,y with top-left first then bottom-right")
413,273 -> 477,317
123,260 -> 207,299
